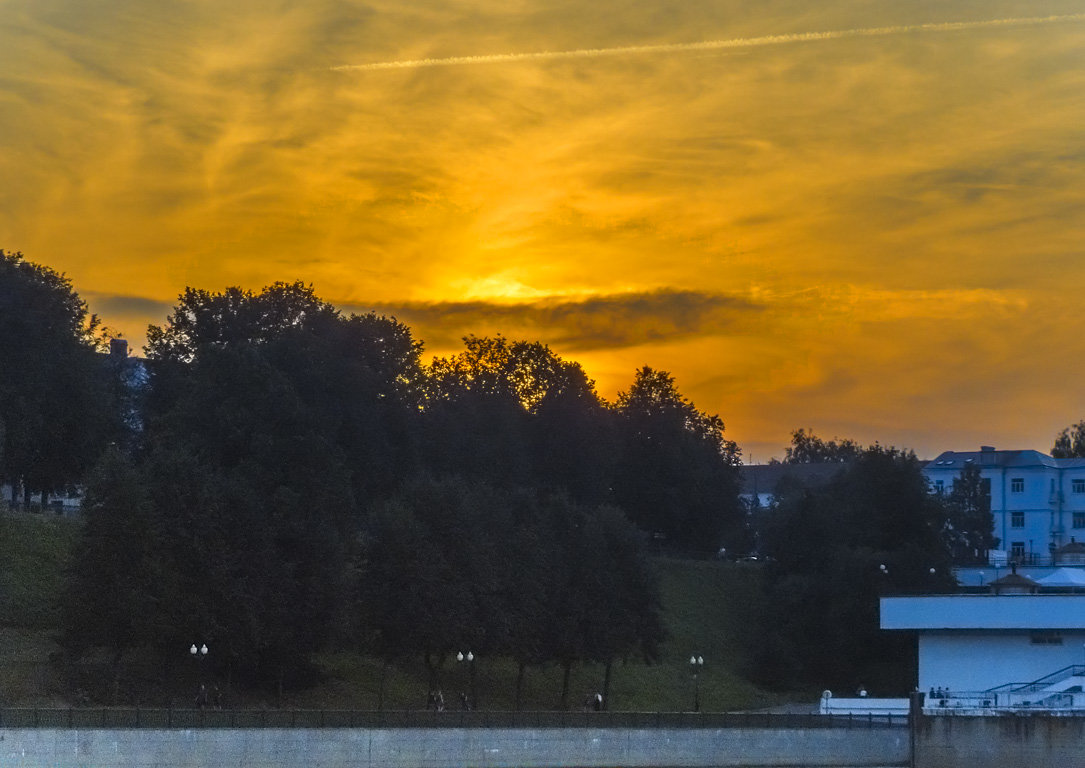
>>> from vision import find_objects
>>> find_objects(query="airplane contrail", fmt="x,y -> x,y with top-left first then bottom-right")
332,13 -> 1085,72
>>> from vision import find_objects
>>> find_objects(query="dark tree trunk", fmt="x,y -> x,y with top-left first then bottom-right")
423,652 -> 442,692
378,659 -> 389,712
515,661 -> 526,711
602,658 -> 614,710
560,659 -> 572,710
110,647 -> 124,705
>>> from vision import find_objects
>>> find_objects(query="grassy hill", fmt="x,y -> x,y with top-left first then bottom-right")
0,511 -> 789,711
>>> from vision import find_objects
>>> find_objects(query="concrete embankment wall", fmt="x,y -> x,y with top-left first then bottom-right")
915,715 -> 1085,768
2,726 -> 909,768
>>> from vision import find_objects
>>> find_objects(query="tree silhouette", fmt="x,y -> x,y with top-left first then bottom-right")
779,428 -> 862,464
0,251 -> 119,506
758,446 -> 954,691
943,463 -> 996,564
1053,421 -> 1085,458
612,367 -> 742,554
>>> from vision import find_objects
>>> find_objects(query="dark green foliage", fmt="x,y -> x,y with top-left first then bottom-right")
361,477 -> 512,667
145,283 -> 425,501
109,282 -> 429,687
58,449 -> 160,682
360,477 -> 665,708
142,345 -> 355,684
530,381 -> 616,506
612,367 -> 743,554
1052,421 -> 1085,458
144,282 -> 339,364
0,251 -> 120,502
757,446 -> 955,693
778,428 -> 862,464
422,335 -> 613,499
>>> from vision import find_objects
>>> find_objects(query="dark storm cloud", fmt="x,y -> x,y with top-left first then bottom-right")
85,292 -> 175,321
347,289 -> 764,350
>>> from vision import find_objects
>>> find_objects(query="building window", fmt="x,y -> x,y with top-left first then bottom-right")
1011,478 -> 1024,493
1074,513 -> 1085,529
1074,479 -> 1085,494
1011,541 -> 1026,558
1031,631 -> 1063,645
1011,511 -> 1025,528
934,480 -> 944,494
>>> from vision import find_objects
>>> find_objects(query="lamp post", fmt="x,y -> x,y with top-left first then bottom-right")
457,651 -> 476,709
689,655 -> 704,712
189,643 -> 209,708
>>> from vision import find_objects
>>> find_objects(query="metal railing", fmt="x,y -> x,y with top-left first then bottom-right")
926,692 -> 1081,711
1006,665 -> 1085,694
0,708 -> 905,730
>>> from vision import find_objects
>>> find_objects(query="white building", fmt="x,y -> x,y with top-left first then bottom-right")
923,447 -> 1085,564
881,591 -> 1085,709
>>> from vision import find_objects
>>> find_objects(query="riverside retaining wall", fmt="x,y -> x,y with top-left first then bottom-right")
914,714 -> 1085,768
1,726 -> 909,768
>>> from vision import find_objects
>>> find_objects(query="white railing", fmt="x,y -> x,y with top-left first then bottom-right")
819,694 -> 908,716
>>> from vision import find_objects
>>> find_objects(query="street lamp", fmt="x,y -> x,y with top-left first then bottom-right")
689,655 -> 704,712
190,643 -> 209,708
457,651 -> 476,709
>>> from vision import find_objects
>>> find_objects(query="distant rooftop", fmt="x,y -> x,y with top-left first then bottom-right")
739,463 -> 847,495
925,447 -> 1085,471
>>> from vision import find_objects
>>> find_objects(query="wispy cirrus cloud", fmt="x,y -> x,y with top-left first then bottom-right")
332,13 -> 1085,71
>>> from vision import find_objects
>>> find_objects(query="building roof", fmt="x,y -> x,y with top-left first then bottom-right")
989,572 -> 1040,588
988,572 -> 1040,594
925,448 -> 1085,471
739,463 -> 847,496
1056,539 -> 1085,555
881,595 -> 1085,630
1037,568 -> 1085,588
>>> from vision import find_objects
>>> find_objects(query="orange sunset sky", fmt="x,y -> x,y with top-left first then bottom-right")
2,0 -> 1084,461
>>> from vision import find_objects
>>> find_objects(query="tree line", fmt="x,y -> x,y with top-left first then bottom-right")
2,252 -> 730,702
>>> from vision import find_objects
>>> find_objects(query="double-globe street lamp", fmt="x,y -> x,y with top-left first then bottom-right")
190,643 -> 209,708
457,651 -> 476,710
689,655 -> 704,712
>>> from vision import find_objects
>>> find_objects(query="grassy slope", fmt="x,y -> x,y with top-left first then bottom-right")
0,513 -> 79,704
0,513 -> 787,711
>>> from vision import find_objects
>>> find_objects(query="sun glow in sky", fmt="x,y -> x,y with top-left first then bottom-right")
2,0 -> 1084,460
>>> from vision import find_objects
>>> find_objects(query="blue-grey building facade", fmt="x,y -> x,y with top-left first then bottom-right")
922,447 -> 1085,565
